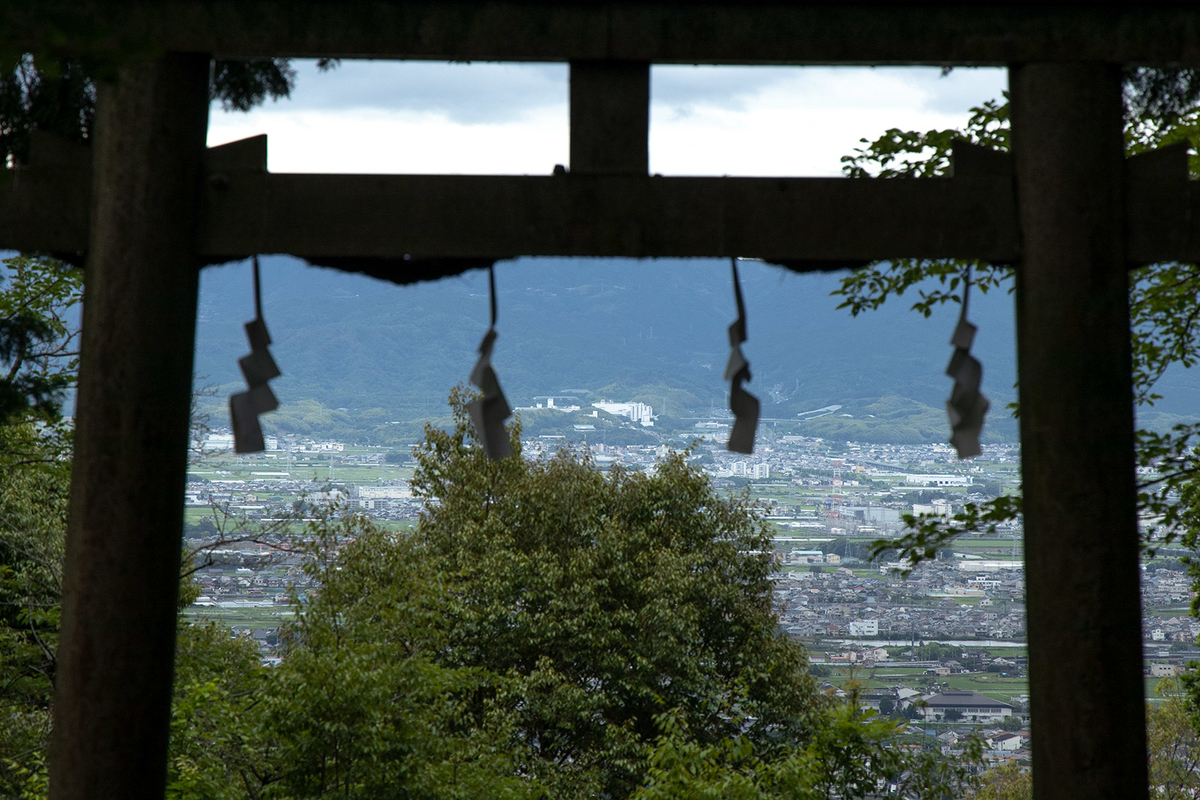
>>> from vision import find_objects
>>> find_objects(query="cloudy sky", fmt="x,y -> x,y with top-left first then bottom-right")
207,61 -> 1007,177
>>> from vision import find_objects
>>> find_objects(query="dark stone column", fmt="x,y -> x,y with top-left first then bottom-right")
570,60 -> 650,175
49,53 -> 210,799
1010,63 -> 1147,800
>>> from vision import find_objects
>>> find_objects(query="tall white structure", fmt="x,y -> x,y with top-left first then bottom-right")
904,474 -> 972,487
732,461 -> 770,479
356,485 -> 412,500
592,400 -> 655,426
848,619 -> 879,637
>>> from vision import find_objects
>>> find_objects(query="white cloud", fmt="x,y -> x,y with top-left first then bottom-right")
207,62 -> 1006,177
209,106 -> 569,175
270,60 -> 567,124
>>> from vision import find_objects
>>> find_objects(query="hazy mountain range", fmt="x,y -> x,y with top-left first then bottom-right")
191,255 -> 1197,445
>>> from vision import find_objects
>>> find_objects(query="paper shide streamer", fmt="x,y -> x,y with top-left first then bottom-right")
724,258 -> 760,454
467,266 -> 513,459
945,267 -> 989,459
230,255 -> 281,453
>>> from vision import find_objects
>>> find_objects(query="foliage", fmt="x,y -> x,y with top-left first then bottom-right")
0,53 -> 325,166
1124,67 -> 1200,129
209,59 -> 297,113
967,676 -> 1200,800
996,716 -> 1023,732
0,255 -> 81,429
838,86 -> 1200,566
410,388 -> 820,798
0,55 -> 94,166
908,642 -> 961,663
871,496 -> 1021,574
167,622 -> 269,800
633,698 -> 982,800
1151,677 -> 1200,799
0,254 -> 77,797
0,422 -> 68,796
232,506 -> 536,800
164,390 -> 866,799
969,762 -> 1030,800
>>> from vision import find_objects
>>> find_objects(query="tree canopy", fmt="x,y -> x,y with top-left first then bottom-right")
1,53 -> 324,166
0,377 -> 984,798
837,87 -> 1200,569
410,390 -> 820,797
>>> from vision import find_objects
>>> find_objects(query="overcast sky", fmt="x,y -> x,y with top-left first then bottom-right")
206,61 -> 1007,177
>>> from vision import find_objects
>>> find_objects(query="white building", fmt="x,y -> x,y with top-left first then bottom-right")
913,499 -> 953,517
204,433 -> 235,452
731,461 -> 770,479
848,619 -> 879,637
356,485 -> 412,500
1150,663 -> 1182,677
922,691 -> 1014,723
592,400 -> 655,426
522,396 -> 582,412
905,474 -> 973,487
985,732 -> 1024,752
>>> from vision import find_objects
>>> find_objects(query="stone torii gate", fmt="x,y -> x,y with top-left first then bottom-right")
5,3 -> 1200,798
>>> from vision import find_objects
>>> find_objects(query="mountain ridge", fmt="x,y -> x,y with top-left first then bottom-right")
191,255 -> 1189,445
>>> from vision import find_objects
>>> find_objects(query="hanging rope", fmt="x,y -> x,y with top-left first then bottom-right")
945,265 -> 990,458
724,257 -> 759,454
467,264 -> 513,459
230,255 -> 282,453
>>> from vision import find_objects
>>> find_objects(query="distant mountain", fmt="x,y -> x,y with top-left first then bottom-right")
192,255 -> 1190,445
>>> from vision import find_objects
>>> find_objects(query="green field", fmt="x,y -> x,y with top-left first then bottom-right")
184,605 -> 293,628
819,668 -> 1166,708
820,667 -> 1028,704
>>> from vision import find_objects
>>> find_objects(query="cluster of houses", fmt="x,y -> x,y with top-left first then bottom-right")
774,561 -> 1027,641
853,685 -> 1019,725
832,682 -> 1032,764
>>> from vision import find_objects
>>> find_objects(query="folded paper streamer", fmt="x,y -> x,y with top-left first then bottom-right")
724,258 -> 760,454
467,266 -> 513,459
945,269 -> 989,459
230,256 -> 281,453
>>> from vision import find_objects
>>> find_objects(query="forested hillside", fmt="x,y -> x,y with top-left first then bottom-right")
193,255 -> 1114,445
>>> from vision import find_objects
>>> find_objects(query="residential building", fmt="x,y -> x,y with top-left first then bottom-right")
848,619 -> 879,637
921,691 -> 1014,723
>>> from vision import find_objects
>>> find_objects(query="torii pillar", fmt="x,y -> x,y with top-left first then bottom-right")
49,53 -> 210,799
1011,63 -> 1148,799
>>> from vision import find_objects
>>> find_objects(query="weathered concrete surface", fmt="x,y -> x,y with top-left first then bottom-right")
1011,62 -> 1148,800
49,53 -> 210,800
9,3 -> 1200,65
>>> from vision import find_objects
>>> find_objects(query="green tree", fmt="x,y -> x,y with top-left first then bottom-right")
1148,678 -> 1200,799
410,388 -> 819,798
0,421 -> 68,796
0,255 -> 81,430
836,87 -> 1200,568
166,621 -> 269,800
966,676 -> 1200,800
0,254 -> 79,796
229,505 -> 536,800
1,53 -> 330,167
912,642 -> 959,662
997,715 -> 1024,732
970,762 -> 1031,800
633,697 -> 981,800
